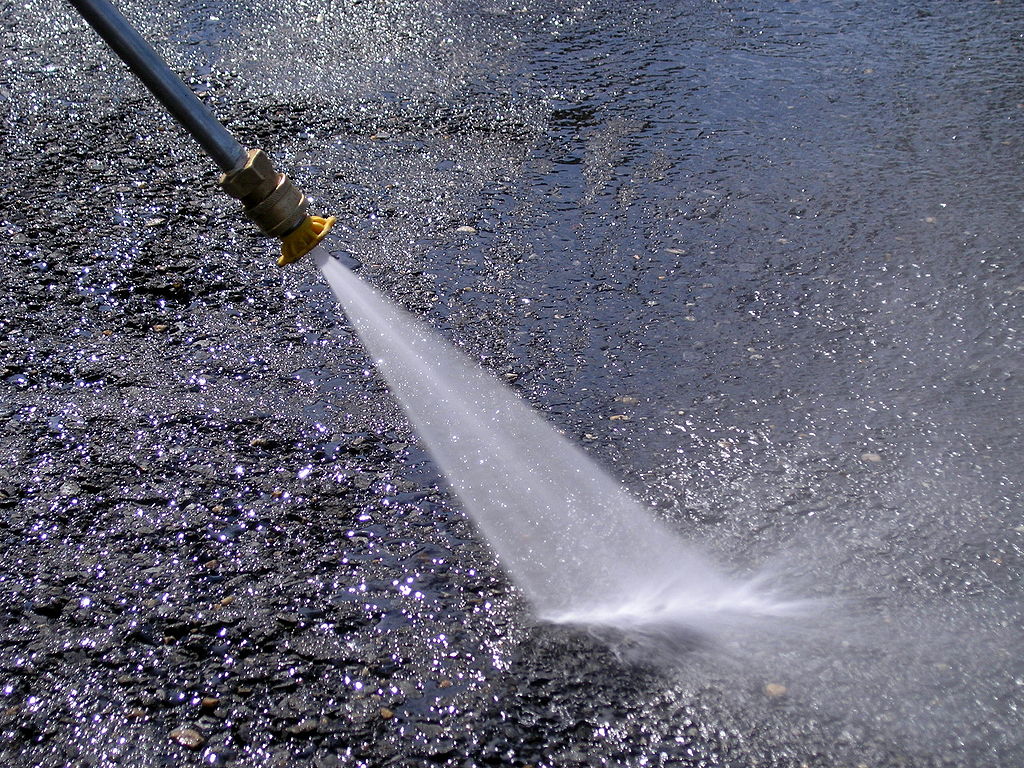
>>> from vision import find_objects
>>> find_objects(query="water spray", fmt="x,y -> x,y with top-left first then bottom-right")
67,0 -> 793,639
67,0 -> 335,266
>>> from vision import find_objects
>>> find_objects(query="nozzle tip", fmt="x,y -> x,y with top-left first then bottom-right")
278,215 -> 336,267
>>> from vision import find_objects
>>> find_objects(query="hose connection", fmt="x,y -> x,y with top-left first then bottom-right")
219,148 -> 333,266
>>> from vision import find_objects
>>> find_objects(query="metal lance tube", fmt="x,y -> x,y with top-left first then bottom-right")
66,0 -> 335,264
67,0 -> 245,172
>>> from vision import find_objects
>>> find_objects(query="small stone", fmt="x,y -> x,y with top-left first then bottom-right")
218,596 -> 235,607
126,707 -> 147,719
379,707 -> 394,719
455,225 -> 477,233
609,414 -> 630,421
170,727 -> 205,749
665,248 -> 686,255
287,718 -> 319,735
101,329 -> 113,336
152,324 -> 169,333
438,679 -> 453,689
614,396 -> 639,404
145,217 -> 167,227
201,697 -> 219,710
59,481 -> 81,496
764,683 -> 787,698
861,452 -> 882,462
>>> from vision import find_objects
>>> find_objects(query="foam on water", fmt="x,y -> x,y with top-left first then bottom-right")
313,247 -> 806,633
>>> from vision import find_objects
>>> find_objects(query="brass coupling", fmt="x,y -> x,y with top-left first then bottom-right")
218,148 -> 335,265
219,148 -> 308,239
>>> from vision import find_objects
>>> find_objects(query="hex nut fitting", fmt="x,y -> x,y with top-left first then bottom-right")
219,148 -> 309,238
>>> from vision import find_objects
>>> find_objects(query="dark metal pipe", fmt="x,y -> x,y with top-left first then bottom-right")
67,0 -> 247,172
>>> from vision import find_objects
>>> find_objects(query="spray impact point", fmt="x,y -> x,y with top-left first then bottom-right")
219,148 -> 334,266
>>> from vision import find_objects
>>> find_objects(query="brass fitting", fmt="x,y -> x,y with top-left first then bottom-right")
218,148 -> 334,265
219,149 -> 308,238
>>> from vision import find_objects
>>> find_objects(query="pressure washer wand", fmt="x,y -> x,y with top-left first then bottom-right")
67,0 -> 334,265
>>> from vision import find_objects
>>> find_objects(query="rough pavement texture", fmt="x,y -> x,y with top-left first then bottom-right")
2,1 -> 1022,767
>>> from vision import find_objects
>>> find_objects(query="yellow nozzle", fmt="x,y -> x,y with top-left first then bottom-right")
278,215 -> 337,267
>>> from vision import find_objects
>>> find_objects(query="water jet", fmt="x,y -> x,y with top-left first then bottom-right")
63,0 -> 796,635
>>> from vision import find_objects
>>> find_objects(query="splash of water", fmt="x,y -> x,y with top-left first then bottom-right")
312,247 -> 805,633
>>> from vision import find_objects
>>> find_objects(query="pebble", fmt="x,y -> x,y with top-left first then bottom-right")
764,683 -> 787,698
201,697 -> 220,710
861,452 -> 882,462
145,217 -> 167,227
170,727 -> 205,749
152,324 -> 169,333
609,414 -> 630,421
455,225 -> 477,233
287,718 -> 320,735
379,707 -> 394,719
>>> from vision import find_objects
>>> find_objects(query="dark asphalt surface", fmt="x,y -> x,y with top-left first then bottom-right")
2,1 -> 1022,766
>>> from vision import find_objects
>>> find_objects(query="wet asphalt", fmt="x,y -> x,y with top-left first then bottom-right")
1,1 -> 1022,766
